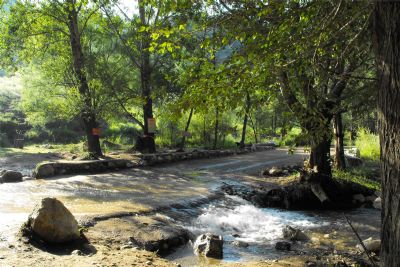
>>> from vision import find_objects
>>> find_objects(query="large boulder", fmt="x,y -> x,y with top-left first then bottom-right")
34,163 -> 55,178
1,170 -> 23,183
282,225 -> 309,241
25,198 -> 81,243
193,233 -> 223,259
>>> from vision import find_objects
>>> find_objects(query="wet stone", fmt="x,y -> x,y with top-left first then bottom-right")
233,240 -> 249,248
193,233 -> 223,259
275,241 -> 291,251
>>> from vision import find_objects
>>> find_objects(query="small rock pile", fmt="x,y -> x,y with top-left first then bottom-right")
261,165 -> 302,177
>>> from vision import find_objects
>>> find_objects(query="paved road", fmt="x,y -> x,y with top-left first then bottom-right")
0,148 -> 306,240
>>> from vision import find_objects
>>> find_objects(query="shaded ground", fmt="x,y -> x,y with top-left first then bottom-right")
0,148 -> 380,266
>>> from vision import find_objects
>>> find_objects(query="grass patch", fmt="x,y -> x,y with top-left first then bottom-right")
334,167 -> 380,191
355,128 -> 380,161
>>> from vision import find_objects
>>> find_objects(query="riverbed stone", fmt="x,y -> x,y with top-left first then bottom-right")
26,197 -> 81,243
193,233 -> 223,259
233,240 -> 249,248
269,166 -> 284,176
34,163 -> 55,178
1,170 -> 23,183
373,197 -> 381,210
275,241 -> 291,251
282,225 -> 309,241
352,194 -> 365,203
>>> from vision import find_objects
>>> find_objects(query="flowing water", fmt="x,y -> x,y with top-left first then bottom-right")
168,196 -> 336,266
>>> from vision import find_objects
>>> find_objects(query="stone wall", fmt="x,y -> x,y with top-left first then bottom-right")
33,144 -> 276,178
139,145 -> 276,166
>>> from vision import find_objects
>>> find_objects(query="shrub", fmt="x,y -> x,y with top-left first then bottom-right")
355,128 -> 380,161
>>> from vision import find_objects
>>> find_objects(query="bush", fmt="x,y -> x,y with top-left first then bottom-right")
0,133 -> 10,147
355,128 -> 380,161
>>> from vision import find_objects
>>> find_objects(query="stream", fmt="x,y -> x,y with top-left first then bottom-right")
167,195 -> 380,266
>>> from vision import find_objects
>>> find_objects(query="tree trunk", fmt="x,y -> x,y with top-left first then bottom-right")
309,132 -> 332,181
248,113 -> 258,144
67,1 -> 102,157
178,108 -> 194,151
374,3 -> 400,266
213,107 -> 219,149
333,112 -> 346,170
240,93 -> 251,149
139,0 -> 156,153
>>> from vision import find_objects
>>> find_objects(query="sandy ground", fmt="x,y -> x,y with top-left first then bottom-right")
0,148 -> 380,266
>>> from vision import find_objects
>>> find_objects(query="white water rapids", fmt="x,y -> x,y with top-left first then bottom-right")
186,195 -> 329,244
168,195 -> 332,265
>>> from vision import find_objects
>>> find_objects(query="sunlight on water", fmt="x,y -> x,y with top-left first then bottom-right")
186,196 -> 328,244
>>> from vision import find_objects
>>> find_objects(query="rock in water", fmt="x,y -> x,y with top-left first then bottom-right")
275,241 -> 291,251
26,198 -> 80,243
193,233 -> 223,259
34,163 -> 55,178
282,225 -> 309,241
1,170 -> 23,183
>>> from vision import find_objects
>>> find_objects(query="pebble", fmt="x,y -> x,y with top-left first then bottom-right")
120,245 -> 133,249
71,250 -> 83,256
0,255 -> 5,259
146,261 -> 152,265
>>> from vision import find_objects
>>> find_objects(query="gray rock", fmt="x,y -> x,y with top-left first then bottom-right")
124,215 -> 189,254
233,240 -> 249,248
275,241 -> 291,251
269,166 -> 284,176
71,250 -> 83,256
282,225 -> 309,241
352,194 -> 365,203
26,197 -> 81,243
373,197 -> 382,210
34,164 -> 55,178
1,170 -> 23,183
193,233 -> 223,259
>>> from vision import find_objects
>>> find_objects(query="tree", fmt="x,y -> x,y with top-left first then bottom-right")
373,2 -> 400,266
1,0 -> 106,156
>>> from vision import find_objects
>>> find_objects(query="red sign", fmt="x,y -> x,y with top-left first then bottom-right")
148,118 -> 156,133
92,128 -> 101,136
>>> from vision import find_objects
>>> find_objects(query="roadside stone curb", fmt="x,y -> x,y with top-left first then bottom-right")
33,159 -> 138,179
139,144 -> 276,166
32,144 -> 276,179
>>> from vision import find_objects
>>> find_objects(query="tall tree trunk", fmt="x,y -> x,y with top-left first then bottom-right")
139,0 -> 156,153
213,107 -> 219,149
67,1 -> 102,157
333,112 -> 346,170
248,112 -> 258,144
178,108 -> 194,151
309,136 -> 332,179
240,93 -> 251,149
374,3 -> 400,266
